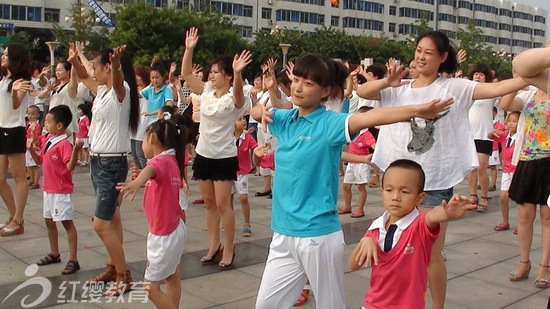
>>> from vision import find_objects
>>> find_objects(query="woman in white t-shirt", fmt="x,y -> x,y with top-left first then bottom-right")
181,27 -> 250,270
68,44 -> 140,296
467,64 -> 499,212
357,31 -> 527,309
0,43 -> 33,236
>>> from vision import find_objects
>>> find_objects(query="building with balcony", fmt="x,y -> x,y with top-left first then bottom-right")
0,0 -> 546,55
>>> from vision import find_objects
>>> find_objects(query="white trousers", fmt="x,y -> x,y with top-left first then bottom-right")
255,230 -> 346,309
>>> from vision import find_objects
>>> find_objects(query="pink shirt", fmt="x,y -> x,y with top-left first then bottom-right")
40,135 -> 74,194
76,116 -> 90,139
494,131 -> 517,173
349,130 -> 376,156
236,132 -> 258,175
363,213 -> 439,309
492,121 -> 505,151
143,152 -> 182,235
26,121 -> 42,139
258,151 -> 275,171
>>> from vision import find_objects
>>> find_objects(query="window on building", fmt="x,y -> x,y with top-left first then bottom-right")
389,6 -> 396,16
176,0 -> 190,9
535,15 -> 545,24
437,13 -> 455,23
237,25 -> 253,38
389,22 -> 396,33
27,7 -> 41,22
498,37 -> 511,45
438,0 -> 456,6
262,8 -> 272,19
458,1 -> 472,10
147,0 -> 168,7
499,23 -> 511,31
44,8 -> 60,22
243,5 -> 253,17
0,5 -> 10,20
499,8 -> 512,18
11,6 -> 26,21
331,15 -> 339,27
534,29 -> 545,37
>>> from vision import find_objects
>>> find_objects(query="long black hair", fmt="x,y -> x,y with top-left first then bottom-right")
1,43 -> 31,91
97,48 -> 140,134
146,119 -> 188,179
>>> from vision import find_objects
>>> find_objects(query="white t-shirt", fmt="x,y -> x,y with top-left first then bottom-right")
130,96 -> 148,141
512,87 -> 537,165
89,82 -> 131,153
373,77 -> 478,191
468,98 -> 498,141
195,81 -> 246,159
0,77 -> 27,128
256,89 -> 288,130
49,82 -> 88,133
324,97 -> 343,112
348,91 -> 360,114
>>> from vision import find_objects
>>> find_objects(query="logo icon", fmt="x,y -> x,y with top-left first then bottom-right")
2,264 -> 52,308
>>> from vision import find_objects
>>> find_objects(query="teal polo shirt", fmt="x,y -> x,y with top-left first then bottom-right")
268,106 -> 353,237
141,85 -> 173,121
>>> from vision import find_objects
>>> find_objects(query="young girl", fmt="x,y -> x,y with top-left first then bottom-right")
75,103 -> 91,166
488,112 -> 520,232
117,119 -> 187,309
181,27 -> 251,269
251,54 -> 452,309
0,42 -> 33,236
356,31 -> 527,308
26,105 -> 42,189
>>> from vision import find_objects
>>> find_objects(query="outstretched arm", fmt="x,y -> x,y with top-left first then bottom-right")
425,194 -> 476,230
116,166 -> 156,201
472,77 -> 528,100
181,27 -> 204,95
356,60 -> 409,100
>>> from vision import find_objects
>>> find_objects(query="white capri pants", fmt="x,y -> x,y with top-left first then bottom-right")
255,230 -> 346,309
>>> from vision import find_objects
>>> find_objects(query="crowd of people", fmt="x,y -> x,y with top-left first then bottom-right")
0,28 -> 548,308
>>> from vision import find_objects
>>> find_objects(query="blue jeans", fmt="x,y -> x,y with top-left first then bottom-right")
91,155 -> 128,220
130,139 -> 147,169
422,188 -> 454,207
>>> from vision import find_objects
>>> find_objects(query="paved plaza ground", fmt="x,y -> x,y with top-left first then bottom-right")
0,164 -> 548,308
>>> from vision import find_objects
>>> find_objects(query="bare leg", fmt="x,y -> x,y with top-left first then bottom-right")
0,155 -> 16,221
93,217 -> 127,275
356,184 -> 367,213
239,194 -> 251,225
536,206 -> 550,282
499,191 -> 510,225
198,180 -> 221,257
513,203 -> 536,276
214,180 -> 235,263
45,219 -> 60,256
342,183 -> 352,211
62,220 -> 78,262
145,278 -> 178,309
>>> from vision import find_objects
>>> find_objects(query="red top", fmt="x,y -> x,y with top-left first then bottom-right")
258,151 -> 275,171
143,153 -> 182,235
40,136 -> 74,194
363,213 -> 439,309
493,131 -> 517,173
236,133 -> 258,175
76,116 -> 90,139
26,121 -> 42,139
349,130 -> 376,156
492,121 -> 505,151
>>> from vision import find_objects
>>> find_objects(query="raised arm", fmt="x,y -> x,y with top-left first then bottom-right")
356,61 -> 409,100
11,79 -> 32,109
68,63 -> 78,100
499,91 -> 524,112
512,46 -> 550,90
181,27 -> 204,95
67,43 -> 99,94
348,98 -> 453,135
109,45 -> 127,103
232,50 -> 252,109
425,194 -> 476,230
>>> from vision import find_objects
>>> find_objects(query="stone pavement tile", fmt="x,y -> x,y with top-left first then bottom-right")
0,250 -> 34,285
445,275 -> 547,308
445,237 -> 519,260
502,292 -> 549,309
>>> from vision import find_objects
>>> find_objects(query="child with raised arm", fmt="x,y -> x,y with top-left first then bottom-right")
117,119 -> 187,309
27,105 -> 83,275
26,105 -> 42,189
348,159 -> 475,309
251,54 -> 452,309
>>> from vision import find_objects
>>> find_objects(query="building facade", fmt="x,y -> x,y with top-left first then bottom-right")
0,0 -> 546,54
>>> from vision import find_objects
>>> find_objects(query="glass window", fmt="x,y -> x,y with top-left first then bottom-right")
11,6 -> 26,21
27,7 -> 41,22
44,8 -> 60,22
389,22 -> 396,33
389,6 -> 396,16
262,8 -> 272,19
331,15 -> 339,27
0,5 -> 10,20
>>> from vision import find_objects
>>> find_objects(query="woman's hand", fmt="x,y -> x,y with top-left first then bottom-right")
185,27 -> 199,50
12,79 -> 32,92
109,45 -> 126,69
233,50 -> 252,74
67,42 -> 78,63
415,98 -> 454,119
385,58 -> 410,88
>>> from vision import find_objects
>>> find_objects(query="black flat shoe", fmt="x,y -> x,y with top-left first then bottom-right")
255,190 -> 272,197
200,244 -> 223,265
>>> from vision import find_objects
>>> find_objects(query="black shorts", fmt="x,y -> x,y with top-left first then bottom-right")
509,158 -> 550,205
192,154 -> 238,181
0,127 -> 26,155
474,139 -> 493,156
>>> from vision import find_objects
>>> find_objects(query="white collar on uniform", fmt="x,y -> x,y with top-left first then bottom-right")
47,134 -> 68,148
368,208 -> 420,232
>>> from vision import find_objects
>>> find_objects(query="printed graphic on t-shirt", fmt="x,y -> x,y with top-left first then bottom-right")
407,111 -> 449,155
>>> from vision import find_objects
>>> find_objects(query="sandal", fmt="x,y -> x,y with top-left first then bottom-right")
510,260 -> 531,282
368,174 -> 379,188
0,216 -> 13,230
37,253 -> 61,266
488,185 -> 497,191
337,207 -> 352,214
243,224 -> 252,237
86,264 -> 117,283
470,194 -> 479,206
62,260 -> 80,275
218,250 -> 236,271
200,244 -> 223,265
103,270 -> 132,296
351,209 -> 365,218
477,196 -> 489,212
494,223 -> 510,231
293,289 -> 309,307
535,264 -> 550,289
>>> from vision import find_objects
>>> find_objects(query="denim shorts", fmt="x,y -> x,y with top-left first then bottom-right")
90,155 -> 128,220
422,188 -> 454,207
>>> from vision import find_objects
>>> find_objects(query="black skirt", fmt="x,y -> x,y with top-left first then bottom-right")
192,154 -> 238,181
508,158 -> 550,205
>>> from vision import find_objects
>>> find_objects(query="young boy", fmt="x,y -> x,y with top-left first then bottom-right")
348,159 -> 475,309
339,106 -> 377,218
26,105 -> 42,189
232,116 -> 258,236
27,105 -> 83,275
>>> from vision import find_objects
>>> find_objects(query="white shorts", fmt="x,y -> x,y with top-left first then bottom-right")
488,149 -> 500,166
76,137 -> 89,149
145,220 -> 186,282
501,172 -> 514,191
232,174 -> 249,195
343,163 -> 371,184
179,188 -> 188,210
43,192 -> 75,221
25,150 -> 38,167
256,231 -> 346,309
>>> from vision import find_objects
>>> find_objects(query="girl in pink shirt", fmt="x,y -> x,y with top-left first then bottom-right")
117,119 -> 188,309
75,104 -> 91,166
